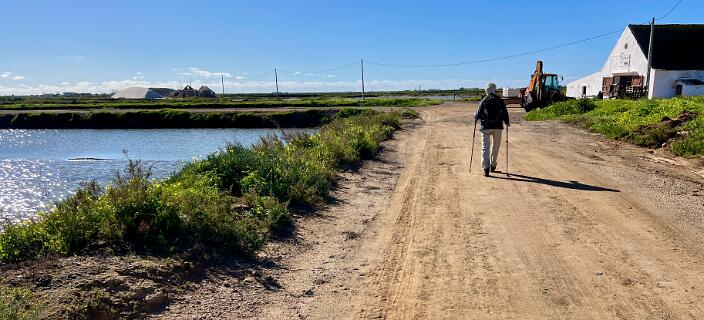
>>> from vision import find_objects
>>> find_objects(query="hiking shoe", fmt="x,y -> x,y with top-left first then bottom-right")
484,168 -> 490,177
491,166 -> 497,172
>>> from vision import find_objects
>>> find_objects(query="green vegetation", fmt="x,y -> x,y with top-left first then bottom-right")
0,97 -> 439,129
0,109 -> 335,129
0,97 -> 440,111
0,110 -> 401,263
0,287 -> 43,320
525,97 -> 704,156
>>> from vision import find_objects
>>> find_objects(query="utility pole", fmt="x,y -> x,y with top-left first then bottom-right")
646,17 -> 655,99
221,75 -> 225,98
274,68 -> 280,98
361,58 -> 365,102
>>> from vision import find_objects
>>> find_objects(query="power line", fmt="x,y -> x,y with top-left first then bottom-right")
658,0 -> 683,20
366,28 -> 624,68
278,60 -> 360,76
310,60 -> 360,74
247,69 -> 275,80
365,0 -> 684,68
234,1 -> 684,76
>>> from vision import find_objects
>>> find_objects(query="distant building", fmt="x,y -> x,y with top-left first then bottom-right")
567,24 -> 704,99
172,85 -> 218,98
173,85 -> 198,98
198,86 -> 217,98
112,87 -> 164,99
111,85 -> 219,100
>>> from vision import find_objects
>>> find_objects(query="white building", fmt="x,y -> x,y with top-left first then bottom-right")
567,24 -> 704,99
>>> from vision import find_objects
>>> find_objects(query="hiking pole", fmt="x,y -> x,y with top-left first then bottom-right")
470,119 -> 478,173
505,125 -> 510,177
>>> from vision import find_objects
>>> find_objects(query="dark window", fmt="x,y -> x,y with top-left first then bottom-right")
680,79 -> 704,86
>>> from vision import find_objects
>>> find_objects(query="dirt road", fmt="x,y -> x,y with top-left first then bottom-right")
159,103 -> 704,319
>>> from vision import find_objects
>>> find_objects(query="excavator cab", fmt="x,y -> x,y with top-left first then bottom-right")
520,61 -> 566,111
542,74 -> 561,92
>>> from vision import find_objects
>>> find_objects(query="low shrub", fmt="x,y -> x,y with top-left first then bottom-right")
0,110 -> 401,263
524,99 -> 596,120
2,109 -> 334,129
525,97 -> 704,156
671,116 -> 704,156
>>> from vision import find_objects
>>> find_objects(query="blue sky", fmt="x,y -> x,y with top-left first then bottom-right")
0,0 -> 700,95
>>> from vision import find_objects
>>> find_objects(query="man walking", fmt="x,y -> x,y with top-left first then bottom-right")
474,83 -> 510,177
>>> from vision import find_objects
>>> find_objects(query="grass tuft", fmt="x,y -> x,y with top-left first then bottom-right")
525,97 -> 704,156
0,287 -> 44,320
0,110 -> 401,263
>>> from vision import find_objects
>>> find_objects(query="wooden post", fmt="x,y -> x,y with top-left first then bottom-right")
274,68 -> 280,98
646,17 -> 655,99
361,59 -> 365,102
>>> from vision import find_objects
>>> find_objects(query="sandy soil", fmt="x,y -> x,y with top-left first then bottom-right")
151,103 -> 704,319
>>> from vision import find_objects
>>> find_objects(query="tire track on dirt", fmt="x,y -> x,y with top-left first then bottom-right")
351,103 -> 704,319
159,102 -> 704,319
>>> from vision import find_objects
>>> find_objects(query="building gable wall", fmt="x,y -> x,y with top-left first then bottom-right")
568,28 -> 650,98
599,28 -> 649,76
568,26 -> 704,99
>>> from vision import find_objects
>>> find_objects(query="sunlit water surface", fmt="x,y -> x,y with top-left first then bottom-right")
0,128 -> 309,222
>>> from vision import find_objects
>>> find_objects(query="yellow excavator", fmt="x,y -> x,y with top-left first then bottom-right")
519,61 -> 566,111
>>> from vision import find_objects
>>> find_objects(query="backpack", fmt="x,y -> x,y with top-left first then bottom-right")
481,95 -> 503,125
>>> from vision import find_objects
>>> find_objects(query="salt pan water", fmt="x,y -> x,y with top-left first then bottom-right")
0,128 -> 310,221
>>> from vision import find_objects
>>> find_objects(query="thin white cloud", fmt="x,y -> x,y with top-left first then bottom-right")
178,67 -> 231,78
1,72 -> 25,80
294,72 -> 339,78
235,76 -> 246,80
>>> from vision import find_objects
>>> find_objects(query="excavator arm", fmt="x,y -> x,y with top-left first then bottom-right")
520,60 -> 566,111
526,60 -> 544,100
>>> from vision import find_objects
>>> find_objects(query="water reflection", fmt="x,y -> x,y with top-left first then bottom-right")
0,128 -> 310,221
